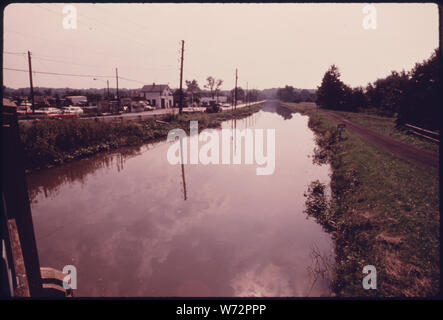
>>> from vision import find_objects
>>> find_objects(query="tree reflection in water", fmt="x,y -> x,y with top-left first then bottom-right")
26,145 -> 153,203
261,101 -> 293,120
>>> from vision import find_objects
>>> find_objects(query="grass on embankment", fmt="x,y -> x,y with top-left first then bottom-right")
20,103 -> 262,171
282,101 -> 439,297
280,102 -> 439,153
332,111 -> 439,153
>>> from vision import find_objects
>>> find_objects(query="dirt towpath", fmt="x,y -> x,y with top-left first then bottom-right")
322,110 -> 439,169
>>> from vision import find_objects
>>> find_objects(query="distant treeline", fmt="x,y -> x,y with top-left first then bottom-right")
4,87 -> 124,97
316,48 -> 440,130
276,86 -> 317,103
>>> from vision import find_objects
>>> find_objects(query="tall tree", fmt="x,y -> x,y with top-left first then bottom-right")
316,64 -> 346,110
247,89 -> 260,102
186,79 -> 201,104
214,79 -> 223,101
204,76 -> 223,99
277,86 -> 295,102
397,48 -> 440,129
230,87 -> 244,102
366,71 -> 409,116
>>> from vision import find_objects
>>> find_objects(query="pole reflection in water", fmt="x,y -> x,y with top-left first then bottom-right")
179,135 -> 187,201
234,118 -> 237,155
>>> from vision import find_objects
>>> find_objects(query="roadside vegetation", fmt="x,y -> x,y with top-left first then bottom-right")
284,101 -> 439,297
19,103 -> 262,171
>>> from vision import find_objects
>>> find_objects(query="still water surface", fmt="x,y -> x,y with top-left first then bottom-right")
27,101 -> 334,297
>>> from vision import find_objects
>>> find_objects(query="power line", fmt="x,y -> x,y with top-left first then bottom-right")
5,13 -> 152,63
34,3 -> 154,53
3,28 -> 109,57
31,55 -> 100,69
117,76 -> 145,85
4,67 -> 146,85
22,54 -> 148,85
3,67 -> 114,79
98,5 -> 151,33
3,51 -> 26,55
4,30 -> 176,73
50,3 -> 165,53
30,53 -> 176,71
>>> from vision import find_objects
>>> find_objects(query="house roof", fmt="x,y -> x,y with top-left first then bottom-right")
2,98 -> 17,107
141,84 -> 169,93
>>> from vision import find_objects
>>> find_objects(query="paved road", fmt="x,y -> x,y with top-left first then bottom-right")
322,110 -> 439,169
18,101 -> 265,126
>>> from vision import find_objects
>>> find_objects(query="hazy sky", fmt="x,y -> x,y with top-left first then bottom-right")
3,3 -> 439,90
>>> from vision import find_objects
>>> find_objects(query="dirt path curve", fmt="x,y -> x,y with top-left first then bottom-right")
321,110 -> 439,169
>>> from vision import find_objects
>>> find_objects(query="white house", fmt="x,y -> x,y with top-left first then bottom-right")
140,83 -> 173,109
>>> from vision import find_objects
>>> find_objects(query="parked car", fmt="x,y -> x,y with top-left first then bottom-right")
48,111 -> 78,119
35,107 -> 61,115
16,105 -> 32,115
62,106 -> 84,114
205,105 -> 221,113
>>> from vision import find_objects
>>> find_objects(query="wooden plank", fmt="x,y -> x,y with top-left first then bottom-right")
42,283 -> 65,291
40,267 -> 66,282
7,219 -> 30,297
40,267 -> 74,297
409,130 -> 440,143
405,124 -> 439,136
42,283 -> 73,297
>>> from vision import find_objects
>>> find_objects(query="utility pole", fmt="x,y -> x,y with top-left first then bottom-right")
234,68 -> 238,110
107,80 -> 110,100
115,68 -> 119,114
27,51 -> 35,114
246,82 -> 248,107
179,40 -> 185,115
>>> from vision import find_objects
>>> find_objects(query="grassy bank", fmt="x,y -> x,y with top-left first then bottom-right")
20,103 -> 262,171
332,111 -> 439,153
284,102 -> 439,297
280,102 -> 439,153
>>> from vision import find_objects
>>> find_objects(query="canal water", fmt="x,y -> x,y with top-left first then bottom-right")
26,101 -> 334,297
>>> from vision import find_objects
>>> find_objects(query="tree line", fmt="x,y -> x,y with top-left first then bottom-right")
174,76 -> 262,105
276,86 -> 316,103
316,48 -> 440,130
